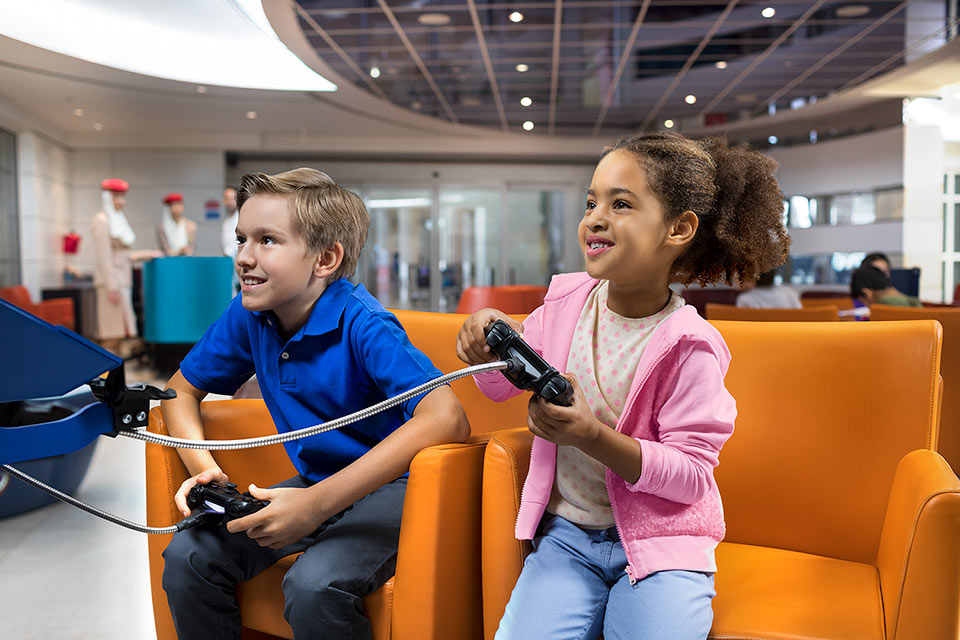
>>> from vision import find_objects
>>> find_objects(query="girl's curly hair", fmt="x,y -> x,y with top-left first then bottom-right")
602,132 -> 790,286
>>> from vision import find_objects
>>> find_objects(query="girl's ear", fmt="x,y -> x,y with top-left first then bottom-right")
666,210 -> 699,247
314,242 -> 344,279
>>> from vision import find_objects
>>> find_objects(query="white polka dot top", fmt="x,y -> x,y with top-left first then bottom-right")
546,282 -> 685,528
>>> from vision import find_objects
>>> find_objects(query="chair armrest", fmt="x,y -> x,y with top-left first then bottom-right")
36,297 -> 75,330
481,427 -> 534,640
391,441 -> 486,640
877,449 -> 960,640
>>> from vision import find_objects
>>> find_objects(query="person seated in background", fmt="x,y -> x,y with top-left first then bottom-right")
850,264 -> 921,312
735,268 -> 801,308
156,193 -> 197,256
861,252 -> 892,277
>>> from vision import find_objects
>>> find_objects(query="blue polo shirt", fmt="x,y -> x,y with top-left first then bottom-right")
179,279 -> 442,483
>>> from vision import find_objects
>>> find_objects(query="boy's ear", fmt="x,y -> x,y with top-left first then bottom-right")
666,210 -> 699,247
314,242 -> 344,279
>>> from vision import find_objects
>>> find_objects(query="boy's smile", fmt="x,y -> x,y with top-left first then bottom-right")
235,194 -> 327,334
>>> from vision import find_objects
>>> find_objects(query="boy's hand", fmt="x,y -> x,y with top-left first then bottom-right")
456,308 -> 521,366
174,468 -> 229,517
526,374 -> 602,449
226,484 -> 325,549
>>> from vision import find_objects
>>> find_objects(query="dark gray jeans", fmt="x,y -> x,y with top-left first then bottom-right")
162,476 -> 406,640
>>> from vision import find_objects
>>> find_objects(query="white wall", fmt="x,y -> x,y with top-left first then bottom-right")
768,127 -> 904,196
17,132 -> 72,298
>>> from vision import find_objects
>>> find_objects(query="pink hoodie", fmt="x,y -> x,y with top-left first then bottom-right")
476,272 -> 736,582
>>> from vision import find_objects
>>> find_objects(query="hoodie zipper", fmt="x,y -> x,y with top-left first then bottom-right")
605,336 -> 677,585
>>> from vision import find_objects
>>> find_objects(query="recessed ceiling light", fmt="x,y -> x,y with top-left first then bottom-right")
370,67 -> 381,78
72,108 -> 85,117
509,12 -> 524,23
461,97 -> 482,107
715,61 -> 728,69
768,135 -> 778,144
246,111 -> 258,119
411,100 -> 423,110
761,7 -> 776,18
418,12 -> 451,26
664,119 -> 675,128
835,4 -> 870,17
736,93 -> 757,103
196,85 -> 207,94
520,96 -> 533,107
522,120 -> 535,131
515,63 -> 529,73
93,122 -> 104,131
684,94 -> 697,104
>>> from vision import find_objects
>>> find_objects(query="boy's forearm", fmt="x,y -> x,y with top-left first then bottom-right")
162,371 -> 219,477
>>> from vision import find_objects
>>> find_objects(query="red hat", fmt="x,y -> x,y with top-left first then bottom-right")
100,178 -> 129,192
163,193 -> 184,205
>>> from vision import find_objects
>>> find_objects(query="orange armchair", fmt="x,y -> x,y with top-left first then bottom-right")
481,320 -> 960,640
705,302 -> 839,321
870,304 -> 960,473
0,285 -> 74,331
145,309 -> 530,640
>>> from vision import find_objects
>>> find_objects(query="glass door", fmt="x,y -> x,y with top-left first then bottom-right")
437,188 -> 501,311
356,188 -> 433,311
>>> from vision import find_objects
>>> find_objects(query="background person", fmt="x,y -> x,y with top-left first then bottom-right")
735,268 -> 801,308
156,192 -> 197,256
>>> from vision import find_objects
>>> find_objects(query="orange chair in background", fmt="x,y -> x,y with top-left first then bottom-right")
871,304 -> 960,473
705,303 -> 839,322
145,309 -> 531,640
455,285 -> 547,315
481,320 -> 960,640
0,285 -> 74,331
802,295 -> 855,312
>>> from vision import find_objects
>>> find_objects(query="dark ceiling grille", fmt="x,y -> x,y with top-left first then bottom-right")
292,0 -> 951,139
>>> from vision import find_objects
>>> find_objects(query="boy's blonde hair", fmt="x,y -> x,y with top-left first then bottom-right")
236,168 -> 369,282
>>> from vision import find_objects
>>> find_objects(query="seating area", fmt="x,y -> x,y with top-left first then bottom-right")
143,311 -> 960,640
705,303 -> 839,321
0,285 -> 74,331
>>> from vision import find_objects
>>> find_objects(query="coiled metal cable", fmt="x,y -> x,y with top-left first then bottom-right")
120,361 -> 508,450
0,463 -> 179,534
1,361 -> 509,534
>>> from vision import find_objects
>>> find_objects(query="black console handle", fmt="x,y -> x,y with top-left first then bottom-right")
484,319 -> 574,406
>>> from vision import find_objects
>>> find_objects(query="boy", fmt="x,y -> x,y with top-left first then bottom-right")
160,168 -> 469,640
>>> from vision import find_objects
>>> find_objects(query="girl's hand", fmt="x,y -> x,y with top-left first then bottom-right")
226,484 -> 327,549
526,374 -> 602,449
174,468 -> 229,517
455,308 -> 521,365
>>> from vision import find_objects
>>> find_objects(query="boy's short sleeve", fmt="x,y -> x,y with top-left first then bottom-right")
353,311 -> 443,421
179,296 -> 256,396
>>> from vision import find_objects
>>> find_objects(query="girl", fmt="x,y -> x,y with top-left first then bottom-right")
456,132 -> 789,639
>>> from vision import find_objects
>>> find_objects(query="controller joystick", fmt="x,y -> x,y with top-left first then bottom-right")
484,319 -> 574,406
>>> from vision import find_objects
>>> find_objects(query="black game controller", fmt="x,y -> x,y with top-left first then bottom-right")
484,319 -> 574,406
184,482 -> 269,528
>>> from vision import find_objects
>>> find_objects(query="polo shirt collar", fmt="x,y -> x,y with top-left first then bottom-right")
250,278 -> 354,339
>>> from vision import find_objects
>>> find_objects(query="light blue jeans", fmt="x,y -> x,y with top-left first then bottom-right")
495,514 -> 716,640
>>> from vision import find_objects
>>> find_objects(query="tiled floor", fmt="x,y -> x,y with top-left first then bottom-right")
0,361 -> 230,640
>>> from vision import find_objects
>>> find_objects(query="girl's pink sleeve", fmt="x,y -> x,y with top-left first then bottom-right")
474,305 -> 546,402
624,342 -> 736,504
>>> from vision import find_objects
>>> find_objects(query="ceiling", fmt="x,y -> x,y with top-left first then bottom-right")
0,0 -> 955,158
286,0 -> 957,142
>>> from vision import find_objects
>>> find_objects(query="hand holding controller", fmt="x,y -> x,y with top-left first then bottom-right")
185,482 -> 269,527
484,319 -> 574,406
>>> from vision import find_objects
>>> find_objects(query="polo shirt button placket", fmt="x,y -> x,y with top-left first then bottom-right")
281,352 -> 290,360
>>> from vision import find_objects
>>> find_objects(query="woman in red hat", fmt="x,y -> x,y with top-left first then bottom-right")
156,192 -> 197,256
90,178 -> 160,354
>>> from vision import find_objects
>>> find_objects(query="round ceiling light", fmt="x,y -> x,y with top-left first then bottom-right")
664,119 -> 675,129
761,7 -> 776,18
418,13 -> 451,26
684,94 -> 697,104
522,121 -> 535,131
509,12 -> 524,23
515,63 -> 529,72
835,4 -> 870,17
715,61 -> 728,69
520,96 -> 533,107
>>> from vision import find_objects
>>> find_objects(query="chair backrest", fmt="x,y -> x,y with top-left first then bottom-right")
705,303 -> 839,322
679,287 -> 739,316
0,285 -> 33,309
801,296 -> 855,312
455,286 -> 547,315
870,305 -> 960,473
711,320 -> 941,565
391,308 -> 530,435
